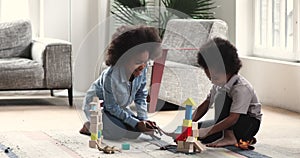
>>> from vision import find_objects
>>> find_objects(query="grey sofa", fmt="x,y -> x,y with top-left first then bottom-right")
148,19 -> 228,111
0,20 -> 73,106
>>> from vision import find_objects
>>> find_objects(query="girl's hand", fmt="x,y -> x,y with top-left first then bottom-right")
136,121 -> 155,133
145,120 -> 158,129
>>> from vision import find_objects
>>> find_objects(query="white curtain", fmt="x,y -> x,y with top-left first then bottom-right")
0,0 -> 41,37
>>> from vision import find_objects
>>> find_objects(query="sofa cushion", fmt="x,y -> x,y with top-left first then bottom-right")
0,20 -> 32,58
0,58 -> 44,89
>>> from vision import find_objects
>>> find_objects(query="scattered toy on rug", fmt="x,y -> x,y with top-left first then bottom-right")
235,138 -> 256,150
121,143 -> 130,150
4,147 -> 11,153
95,141 -> 121,154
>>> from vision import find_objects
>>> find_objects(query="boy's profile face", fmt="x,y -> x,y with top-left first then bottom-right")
126,51 -> 149,78
204,68 -> 229,86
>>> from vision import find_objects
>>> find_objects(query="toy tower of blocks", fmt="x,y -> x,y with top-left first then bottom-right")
89,97 -> 103,148
176,98 -> 206,153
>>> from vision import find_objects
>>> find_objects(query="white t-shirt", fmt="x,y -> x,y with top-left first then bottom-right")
207,74 -> 262,121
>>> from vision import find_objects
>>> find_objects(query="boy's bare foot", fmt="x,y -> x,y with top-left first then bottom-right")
79,121 -> 91,136
206,130 -> 237,147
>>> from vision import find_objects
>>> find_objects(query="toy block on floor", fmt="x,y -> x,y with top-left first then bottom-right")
88,96 -> 103,149
177,141 -> 194,153
183,119 -> 192,127
174,98 -> 206,154
192,129 -> 199,137
194,140 -> 206,152
192,122 -> 198,130
89,140 -> 97,148
122,143 -> 130,150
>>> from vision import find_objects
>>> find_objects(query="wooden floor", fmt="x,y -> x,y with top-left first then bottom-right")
0,94 -> 299,157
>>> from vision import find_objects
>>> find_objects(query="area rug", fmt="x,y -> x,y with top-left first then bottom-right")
159,141 -> 271,158
0,130 -> 260,158
224,146 -> 271,158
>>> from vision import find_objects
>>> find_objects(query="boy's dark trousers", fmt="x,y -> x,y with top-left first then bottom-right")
198,89 -> 260,144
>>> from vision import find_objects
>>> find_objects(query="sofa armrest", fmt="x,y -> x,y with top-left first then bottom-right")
31,38 -> 72,88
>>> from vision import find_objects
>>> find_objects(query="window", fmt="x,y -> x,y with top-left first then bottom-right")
254,0 -> 300,61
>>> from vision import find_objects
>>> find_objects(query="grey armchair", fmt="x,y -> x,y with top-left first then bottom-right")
148,19 -> 228,112
0,20 -> 73,106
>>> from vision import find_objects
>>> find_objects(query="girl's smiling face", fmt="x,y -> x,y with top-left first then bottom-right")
126,51 -> 149,78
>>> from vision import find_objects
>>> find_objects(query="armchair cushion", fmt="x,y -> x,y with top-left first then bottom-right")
0,58 -> 44,89
154,19 -> 228,106
0,20 -> 32,58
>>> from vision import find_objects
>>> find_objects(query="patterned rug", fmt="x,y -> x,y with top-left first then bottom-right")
0,130 -> 272,158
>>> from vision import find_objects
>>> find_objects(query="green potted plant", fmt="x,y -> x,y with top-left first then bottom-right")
111,0 -> 217,37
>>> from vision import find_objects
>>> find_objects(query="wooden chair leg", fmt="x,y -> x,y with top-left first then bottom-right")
148,50 -> 168,113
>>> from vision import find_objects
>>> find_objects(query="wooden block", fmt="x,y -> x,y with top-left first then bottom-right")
182,126 -> 192,136
89,140 -> 97,148
90,111 -> 99,116
90,115 -> 98,124
192,129 -> 199,137
90,133 -> 98,140
90,123 -> 98,133
177,142 -> 194,153
90,104 -> 98,111
176,133 -> 187,141
183,119 -> 192,127
192,122 -> 198,130
177,147 -> 190,153
98,114 -> 102,122
194,141 -> 206,152
185,106 -> 193,120
122,143 -> 130,150
185,142 -> 194,153
98,123 -> 103,130
182,98 -> 196,106
186,136 -> 196,143
177,141 -> 184,149
97,130 -> 102,138
97,137 -> 102,145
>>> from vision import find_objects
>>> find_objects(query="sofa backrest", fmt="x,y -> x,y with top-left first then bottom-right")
162,19 -> 228,66
0,20 -> 32,58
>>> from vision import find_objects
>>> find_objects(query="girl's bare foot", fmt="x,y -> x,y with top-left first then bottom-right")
79,121 -> 91,136
206,130 -> 237,147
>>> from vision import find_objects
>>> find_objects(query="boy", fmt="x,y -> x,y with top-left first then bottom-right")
192,37 -> 262,148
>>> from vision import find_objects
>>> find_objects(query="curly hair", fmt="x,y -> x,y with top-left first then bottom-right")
197,37 -> 242,75
105,25 -> 162,66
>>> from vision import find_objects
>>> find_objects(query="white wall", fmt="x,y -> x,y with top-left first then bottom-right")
213,0 -> 236,44
235,0 -> 254,55
42,0 -> 110,93
42,0 -> 70,41
71,0 -> 100,92
213,0 -> 300,113
240,57 -> 300,113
